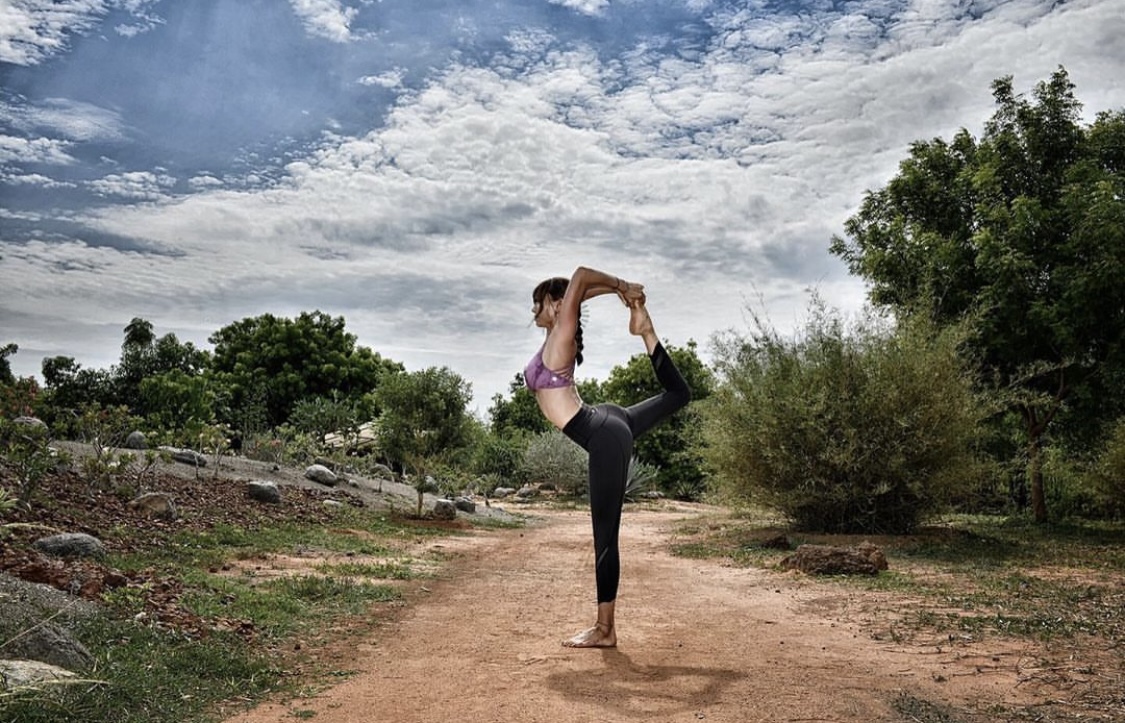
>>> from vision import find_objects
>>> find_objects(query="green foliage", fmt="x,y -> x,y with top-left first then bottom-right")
601,340 -> 713,500
0,374 -> 40,419
74,404 -> 140,489
115,319 -> 210,416
0,417 -> 66,508
209,311 -> 402,429
1089,417 -> 1125,518
139,369 -> 215,440
488,374 -> 551,438
831,68 -> 1125,522
38,356 -> 115,432
288,392 -> 375,456
625,456 -> 659,501
703,301 -> 989,534
374,366 -> 473,515
470,432 -> 524,482
520,429 -> 588,495
0,342 -> 16,385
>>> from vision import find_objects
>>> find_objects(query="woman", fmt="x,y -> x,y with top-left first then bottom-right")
525,266 -> 692,647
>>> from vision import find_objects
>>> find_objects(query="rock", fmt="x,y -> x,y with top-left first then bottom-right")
1,621 -> 94,672
780,543 -> 888,576
124,430 -> 148,450
0,575 -> 99,674
371,463 -> 395,479
454,496 -> 476,513
127,492 -> 178,520
305,464 -> 338,486
516,486 -> 539,499
12,416 -> 48,431
247,480 -> 281,504
32,533 -> 105,560
323,499 -> 344,508
158,446 -> 207,467
0,659 -> 80,691
492,487 -> 516,499
432,499 -> 457,520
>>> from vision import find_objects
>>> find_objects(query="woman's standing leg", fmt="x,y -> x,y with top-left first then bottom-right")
563,407 -> 631,648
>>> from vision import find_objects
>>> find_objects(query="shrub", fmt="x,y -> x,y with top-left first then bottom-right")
1088,417 -> 1125,518
702,300 -> 989,534
0,417 -> 67,509
520,430 -> 588,495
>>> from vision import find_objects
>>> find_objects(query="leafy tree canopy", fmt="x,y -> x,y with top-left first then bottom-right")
830,67 -> 1125,520
209,311 -> 402,429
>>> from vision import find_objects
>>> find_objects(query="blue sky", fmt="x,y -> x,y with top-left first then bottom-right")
2,0 -> 1123,412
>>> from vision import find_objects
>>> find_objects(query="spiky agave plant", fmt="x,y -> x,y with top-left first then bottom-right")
624,456 -> 659,502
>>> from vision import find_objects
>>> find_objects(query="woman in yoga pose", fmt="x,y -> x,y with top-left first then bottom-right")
525,266 -> 692,647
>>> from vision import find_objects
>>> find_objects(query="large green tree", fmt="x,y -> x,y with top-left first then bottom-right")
209,311 -> 401,429
115,318 -> 210,416
831,68 -> 1125,522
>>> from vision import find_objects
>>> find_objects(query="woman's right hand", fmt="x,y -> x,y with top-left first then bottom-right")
618,280 -> 646,306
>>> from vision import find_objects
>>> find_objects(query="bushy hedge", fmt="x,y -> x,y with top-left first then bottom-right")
702,303 -> 990,534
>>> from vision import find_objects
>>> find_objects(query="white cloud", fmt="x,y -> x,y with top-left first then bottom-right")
358,69 -> 405,89
548,0 -> 610,16
288,0 -> 358,42
0,134 -> 75,164
3,0 -> 1124,411
87,170 -> 177,199
0,0 -> 107,65
188,174 -> 225,190
0,171 -> 76,187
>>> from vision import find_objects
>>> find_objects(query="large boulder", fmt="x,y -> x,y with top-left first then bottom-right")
0,574 -> 99,673
247,480 -> 282,504
305,464 -> 338,486
432,499 -> 457,520
32,533 -> 105,560
124,430 -> 148,450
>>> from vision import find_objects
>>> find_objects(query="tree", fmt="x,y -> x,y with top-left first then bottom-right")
38,356 -> 114,434
488,374 -> 551,439
0,343 -> 17,385
115,319 -> 210,417
209,311 -> 402,429
374,367 -> 474,516
831,68 -> 1125,522
601,341 -> 713,499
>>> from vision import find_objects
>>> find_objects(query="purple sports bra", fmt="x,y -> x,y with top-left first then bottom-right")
524,344 -> 575,391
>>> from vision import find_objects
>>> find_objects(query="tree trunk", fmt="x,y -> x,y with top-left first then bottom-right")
1028,431 -> 1047,523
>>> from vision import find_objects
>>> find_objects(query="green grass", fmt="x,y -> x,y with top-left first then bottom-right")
316,559 -> 418,580
0,504 -> 476,723
0,618 -> 277,723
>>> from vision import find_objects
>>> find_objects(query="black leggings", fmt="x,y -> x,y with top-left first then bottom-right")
562,343 -> 691,603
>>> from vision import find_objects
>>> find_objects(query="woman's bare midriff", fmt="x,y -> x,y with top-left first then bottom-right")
534,386 -> 584,430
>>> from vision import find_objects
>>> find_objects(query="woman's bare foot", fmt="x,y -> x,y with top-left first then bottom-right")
629,303 -> 655,337
562,621 -> 616,648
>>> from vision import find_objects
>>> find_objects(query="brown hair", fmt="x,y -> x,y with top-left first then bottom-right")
533,277 -> 584,366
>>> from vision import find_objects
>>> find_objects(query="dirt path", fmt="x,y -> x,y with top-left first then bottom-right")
224,505 -> 1039,723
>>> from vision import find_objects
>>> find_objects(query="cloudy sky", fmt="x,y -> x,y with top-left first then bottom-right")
2,0 -> 1123,414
